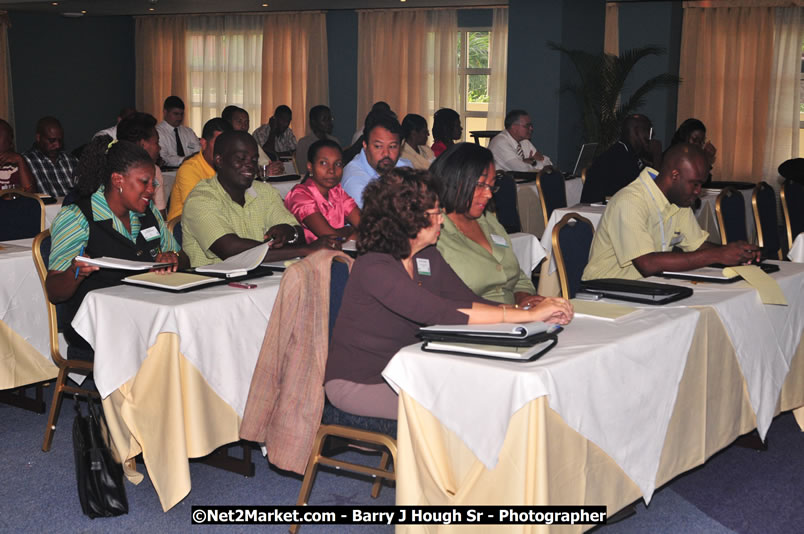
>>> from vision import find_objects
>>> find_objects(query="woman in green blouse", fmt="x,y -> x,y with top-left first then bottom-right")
430,142 -> 544,307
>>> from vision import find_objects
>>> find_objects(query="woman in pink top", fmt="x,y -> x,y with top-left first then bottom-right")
284,139 -> 361,243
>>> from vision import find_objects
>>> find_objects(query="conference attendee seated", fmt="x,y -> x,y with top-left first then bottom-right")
92,106 -> 137,140
582,143 -> 760,281
669,118 -> 717,185
0,119 -> 35,192
167,117 -> 232,221
580,114 -> 655,204
341,112 -> 412,208
182,131 -> 336,267
430,107 -> 462,157
400,113 -> 435,170
284,139 -> 360,243
155,96 -> 200,168
116,112 -> 167,215
324,168 -> 573,420
253,104 -> 297,159
46,136 -> 186,354
220,105 -> 280,170
295,105 -> 340,172
488,109 -> 554,172
431,142 -> 544,308
22,116 -> 78,197
342,101 -> 394,164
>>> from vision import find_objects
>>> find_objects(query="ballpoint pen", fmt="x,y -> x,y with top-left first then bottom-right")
74,245 -> 84,279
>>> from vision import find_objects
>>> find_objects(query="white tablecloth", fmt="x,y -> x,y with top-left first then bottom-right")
266,178 -> 303,199
383,306 -> 701,502
72,275 -> 281,415
509,232 -> 546,274
540,204 -> 606,275
0,238 -> 54,361
789,232 -> 804,262
516,177 -> 584,237
44,199 -> 63,228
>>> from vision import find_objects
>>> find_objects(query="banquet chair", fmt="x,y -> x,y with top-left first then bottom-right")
0,189 -> 45,240
491,172 -> 522,234
715,186 -> 748,245
781,180 -> 803,251
31,230 -> 98,452
552,212 -> 595,299
535,169 -> 568,229
167,215 -> 182,247
752,182 -> 782,260
292,259 -> 397,534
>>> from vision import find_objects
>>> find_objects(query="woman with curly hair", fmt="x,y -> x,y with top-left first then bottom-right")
324,167 -> 573,419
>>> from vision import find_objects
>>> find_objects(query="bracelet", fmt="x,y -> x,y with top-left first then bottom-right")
286,227 -> 299,245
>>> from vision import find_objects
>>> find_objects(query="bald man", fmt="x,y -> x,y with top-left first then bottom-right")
583,144 -> 760,280
22,116 -> 78,197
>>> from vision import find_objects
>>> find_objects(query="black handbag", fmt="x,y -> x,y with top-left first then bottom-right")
72,395 -> 129,518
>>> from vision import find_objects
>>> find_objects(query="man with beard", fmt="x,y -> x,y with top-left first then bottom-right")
582,143 -> 759,280
182,131 -> 334,267
341,112 -> 411,208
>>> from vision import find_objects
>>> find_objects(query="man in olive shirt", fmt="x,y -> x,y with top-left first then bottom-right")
583,144 -> 759,280
182,131 -> 333,267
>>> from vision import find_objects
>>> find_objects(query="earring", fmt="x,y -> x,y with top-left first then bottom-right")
118,187 -> 123,194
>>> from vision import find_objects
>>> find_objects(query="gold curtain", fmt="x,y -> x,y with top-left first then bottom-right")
604,2 -> 619,57
677,6 -> 774,182
356,9 -> 458,132
260,12 -> 328,137
0,11 -> 13,124
135,16 -> 188,119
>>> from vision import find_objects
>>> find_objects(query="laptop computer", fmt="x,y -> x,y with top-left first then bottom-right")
568,142 -> 598,178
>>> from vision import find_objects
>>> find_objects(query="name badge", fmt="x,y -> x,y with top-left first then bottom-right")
141,226 -> 160,241
416,258 -> 431,276
490,233 -> 508,247
669,232 -> 683,248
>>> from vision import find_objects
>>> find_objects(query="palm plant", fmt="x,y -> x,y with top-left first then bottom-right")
548,43 -> 681,151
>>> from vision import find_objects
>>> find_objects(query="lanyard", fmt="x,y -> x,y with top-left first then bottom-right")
639,173 -> 672,251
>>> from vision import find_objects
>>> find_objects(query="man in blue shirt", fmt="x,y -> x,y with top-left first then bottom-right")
341,113 -> 412,208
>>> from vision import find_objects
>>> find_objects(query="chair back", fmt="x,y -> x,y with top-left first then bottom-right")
0,189 -> 45,240
491,172 -> 521,234
535,170 -> 568,228
781,180 -> 804,250
552,213 -> 595,299
715,186 -> 748,244
167,215 -> 182,247
329,259 -> 350,339
752,181 -> 781,259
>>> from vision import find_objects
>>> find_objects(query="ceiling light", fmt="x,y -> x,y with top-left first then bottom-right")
51,2 -> 58,6
262,3 -> 269,6
148,7 -> 155,11
81,10 -> 87,14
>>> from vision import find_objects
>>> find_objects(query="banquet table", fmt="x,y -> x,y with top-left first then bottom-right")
516,177 -> 584,237
384,262 -> 804,533
0,238 -> 58,391
71,274 -> 282,511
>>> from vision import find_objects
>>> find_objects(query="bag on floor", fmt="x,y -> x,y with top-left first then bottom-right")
72,395 -> 129,518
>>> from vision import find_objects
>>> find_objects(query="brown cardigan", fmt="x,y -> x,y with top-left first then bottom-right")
239,249 -> 353,475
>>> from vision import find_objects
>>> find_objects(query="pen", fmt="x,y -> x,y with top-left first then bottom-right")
74,245 -> 84,280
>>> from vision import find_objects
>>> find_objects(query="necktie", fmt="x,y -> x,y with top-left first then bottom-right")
174,128 -> 185,157
515,142 -> 524,160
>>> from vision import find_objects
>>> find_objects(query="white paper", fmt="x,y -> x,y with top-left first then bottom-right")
420,321 -> 555,338
75,256 -> 171,271
196,242 -> 269,276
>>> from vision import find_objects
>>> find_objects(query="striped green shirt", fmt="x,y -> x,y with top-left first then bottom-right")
49,187 -> 179,271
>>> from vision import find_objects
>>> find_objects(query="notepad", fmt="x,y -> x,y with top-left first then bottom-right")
570,299 -> 639,321
123,272 -> 219,291
722,265 -> 787,305
75,256 -> 172,270
196,243 -> 269,277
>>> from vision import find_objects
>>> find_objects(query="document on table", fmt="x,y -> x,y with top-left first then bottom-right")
196,242 -> 269,277
123,272 -> 219,291
570,299 -> 639,321
723,265 -> 787,305
75,256 -> 172,270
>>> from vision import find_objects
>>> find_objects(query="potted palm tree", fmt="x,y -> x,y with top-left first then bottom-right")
548,43 -> 681,152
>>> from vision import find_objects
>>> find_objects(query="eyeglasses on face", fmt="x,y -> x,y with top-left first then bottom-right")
475,181 -> 500,194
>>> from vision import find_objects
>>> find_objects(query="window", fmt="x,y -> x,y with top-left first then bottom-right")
458,29 -> 491,144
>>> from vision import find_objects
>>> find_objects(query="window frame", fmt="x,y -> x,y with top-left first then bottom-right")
458,26 -> 492,143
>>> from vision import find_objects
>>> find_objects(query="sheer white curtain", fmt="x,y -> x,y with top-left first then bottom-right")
487,8 -> 509,131
762,6 -> 803,195
357,9 -> 458,130
186,15 -> 264,135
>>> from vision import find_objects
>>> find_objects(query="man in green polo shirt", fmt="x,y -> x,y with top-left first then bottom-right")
583,143 -> 760,280
182,131 -> 334,267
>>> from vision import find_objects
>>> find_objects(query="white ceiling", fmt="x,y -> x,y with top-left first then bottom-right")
0,0 -> 506,17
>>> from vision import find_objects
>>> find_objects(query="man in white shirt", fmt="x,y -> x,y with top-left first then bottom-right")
155,96 -> 201,168
92,106 -> 136,140
488,109 -> 554,173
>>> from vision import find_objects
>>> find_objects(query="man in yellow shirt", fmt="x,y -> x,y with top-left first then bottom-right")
167,118 -> 232,221
582,144 -> 759,280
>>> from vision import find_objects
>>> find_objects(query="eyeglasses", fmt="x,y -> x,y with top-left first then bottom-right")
425,209 -> 443,219
475,181 -> 500,194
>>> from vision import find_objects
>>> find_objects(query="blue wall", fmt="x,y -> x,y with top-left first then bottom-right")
326,10 -> 359,146
8,13 -> 135,152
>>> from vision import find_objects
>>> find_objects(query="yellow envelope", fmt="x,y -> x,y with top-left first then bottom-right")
723,265 -> 787,306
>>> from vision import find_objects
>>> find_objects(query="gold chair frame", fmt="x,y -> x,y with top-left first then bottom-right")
552,212 -> 595,300
751,181 -> 782,260
534,169 -> 567,230
715,186 -> 746,246
31,230 -> 99,452
1,189 -> 46,233
166,214 -> 181,235
781,181 -> 798,251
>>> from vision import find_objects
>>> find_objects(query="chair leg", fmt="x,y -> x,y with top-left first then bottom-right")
290,431 -> 329,534
370,450 -> 392,498
42,368 -> 68,452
